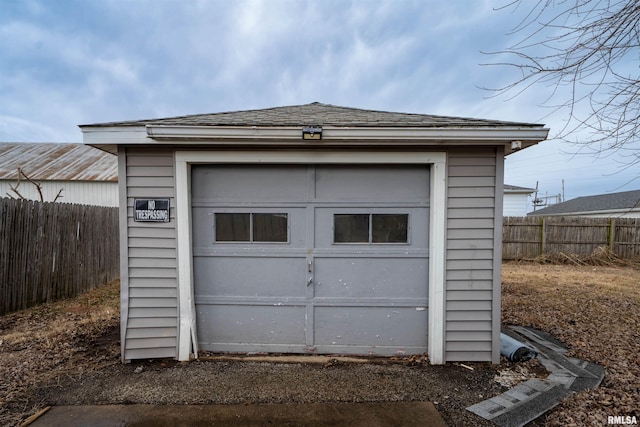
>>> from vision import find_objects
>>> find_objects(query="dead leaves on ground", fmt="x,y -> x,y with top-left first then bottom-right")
502,263 -> 640,426
2,266 -> 639,426
0,281 -> 120,426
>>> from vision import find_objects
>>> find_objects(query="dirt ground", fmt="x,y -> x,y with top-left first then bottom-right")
1,262 -> 638,426
501,262 -> 640,426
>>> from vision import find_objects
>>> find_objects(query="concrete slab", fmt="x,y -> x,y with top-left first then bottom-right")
28,402 -> 447,427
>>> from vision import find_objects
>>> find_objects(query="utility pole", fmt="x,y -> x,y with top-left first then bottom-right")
532,181 -> 540,212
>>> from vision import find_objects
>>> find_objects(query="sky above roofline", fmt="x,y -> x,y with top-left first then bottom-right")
1,0 -> 638,209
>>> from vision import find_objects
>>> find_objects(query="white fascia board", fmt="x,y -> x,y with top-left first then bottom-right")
81,126 -> 148,144
326,127 -> 549,142
82,127 -> 163,155
148,125 -> 300,140
504,189 -> 535,194
82,125 -> 548,156
146,125 -> 549,142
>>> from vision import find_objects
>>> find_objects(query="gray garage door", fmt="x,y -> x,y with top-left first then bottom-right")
191,164 -> 429,356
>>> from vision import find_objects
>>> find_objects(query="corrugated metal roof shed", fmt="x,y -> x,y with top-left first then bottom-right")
0,143 -> 117,182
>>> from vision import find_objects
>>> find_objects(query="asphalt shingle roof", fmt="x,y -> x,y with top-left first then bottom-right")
81,102 -> 544,129
529,190 -> 640,216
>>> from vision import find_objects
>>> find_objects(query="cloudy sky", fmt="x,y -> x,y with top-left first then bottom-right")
1,0 -> 638,208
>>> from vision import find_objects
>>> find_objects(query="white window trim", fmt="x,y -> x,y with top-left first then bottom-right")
175,150 -> 447,364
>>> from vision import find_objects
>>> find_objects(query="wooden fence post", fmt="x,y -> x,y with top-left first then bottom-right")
539,217 -> 546,256
608,218 -> 615,252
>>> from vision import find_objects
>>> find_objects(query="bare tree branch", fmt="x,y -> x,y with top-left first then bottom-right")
53,188 -> 64,203
8,168 -> 26,200
7,168 -> 65,203
484,0 -> 640,170
18,168 -> 45,202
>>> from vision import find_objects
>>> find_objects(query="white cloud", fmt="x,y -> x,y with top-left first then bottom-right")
1,19 -> 139,86
0,0 -> 636,199
0,115 -> 69,142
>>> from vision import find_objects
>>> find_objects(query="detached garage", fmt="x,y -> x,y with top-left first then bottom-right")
81,102 -> 548,364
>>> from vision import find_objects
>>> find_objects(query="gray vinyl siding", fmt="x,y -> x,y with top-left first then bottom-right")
445,149 -> 498,362
122,147 -> 178,361
117,146 -> 503,362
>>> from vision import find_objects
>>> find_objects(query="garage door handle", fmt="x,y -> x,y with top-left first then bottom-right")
307,277 -> 313,286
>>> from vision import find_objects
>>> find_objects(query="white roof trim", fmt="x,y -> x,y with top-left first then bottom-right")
146,124 -> 549,142
82,124 -> 549,156
504,188 -> 535,194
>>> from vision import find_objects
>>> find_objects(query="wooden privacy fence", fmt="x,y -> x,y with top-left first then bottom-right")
0,198 -> 119,315
503,216 -> 640,260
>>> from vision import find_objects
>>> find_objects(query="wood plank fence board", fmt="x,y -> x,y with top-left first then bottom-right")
0,198 -> 119,315
3,203 -> 635,313
503,216 -> 640,260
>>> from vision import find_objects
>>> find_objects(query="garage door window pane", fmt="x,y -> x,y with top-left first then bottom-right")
334,213 -> 409,244
215,213 -> 250,242
334,214 -> 369,243
253,213 -> 288,242
372,214 -> 408,243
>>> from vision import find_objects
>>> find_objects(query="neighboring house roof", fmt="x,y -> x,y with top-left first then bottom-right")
528,189 -> 640,216
81,102 -> 545,129
0,143 -> 117,182
504,184 -> 536,193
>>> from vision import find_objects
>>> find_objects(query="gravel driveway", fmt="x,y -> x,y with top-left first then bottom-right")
32,355 -> 510,426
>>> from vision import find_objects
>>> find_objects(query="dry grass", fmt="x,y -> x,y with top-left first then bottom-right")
519,245 -> 640,269
1,264 -> 639,426
0,281 -> 120,426
502,262 -> 640,426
